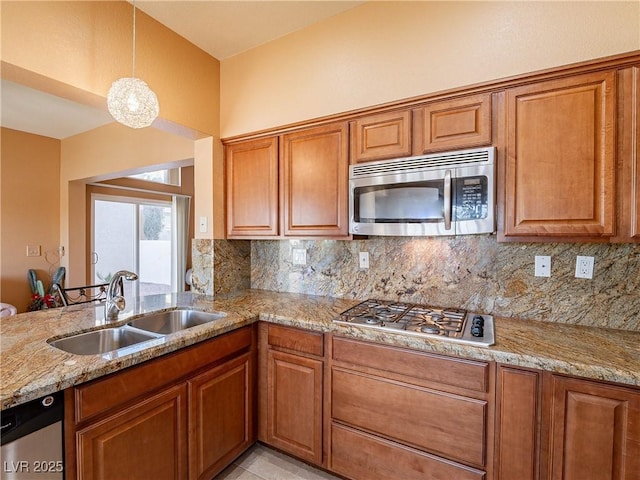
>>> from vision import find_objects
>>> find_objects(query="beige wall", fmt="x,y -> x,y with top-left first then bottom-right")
60,124 -> 195,285
220,1 -> 640,137
1,0 -> 220,136
1,1 -> 224,285
1,128 -> 61,312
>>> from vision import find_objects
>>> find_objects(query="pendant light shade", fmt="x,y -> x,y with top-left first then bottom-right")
107,0 -> 159,128
107,77 -> 159,128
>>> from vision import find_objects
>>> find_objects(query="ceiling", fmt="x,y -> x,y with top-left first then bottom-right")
0,1 -> 363,139
136,1 -> 363,61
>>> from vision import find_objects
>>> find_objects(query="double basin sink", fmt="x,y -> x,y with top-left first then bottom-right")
49,309 -> 226,356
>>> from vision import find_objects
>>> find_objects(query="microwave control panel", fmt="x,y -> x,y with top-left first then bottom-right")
454,176 -> 488,220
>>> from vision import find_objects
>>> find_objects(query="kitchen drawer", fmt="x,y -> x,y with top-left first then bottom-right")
267,324 -> 323,357
331,423 -> 485,480
332,336 -> 489,393
74,327 -> 253,423
332,367 -> 487,467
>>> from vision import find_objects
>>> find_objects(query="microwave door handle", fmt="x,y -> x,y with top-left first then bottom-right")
444,170 -> 452,230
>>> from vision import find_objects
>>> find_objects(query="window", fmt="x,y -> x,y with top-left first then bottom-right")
128,168 -> 180,186
92,195 -> 174,297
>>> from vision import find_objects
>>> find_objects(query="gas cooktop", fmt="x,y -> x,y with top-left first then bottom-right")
334,299 -> 495,347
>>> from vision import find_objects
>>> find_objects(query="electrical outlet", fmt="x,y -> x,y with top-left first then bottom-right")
292,248 -> 307,265
575,255 -> 595,279
26,245 -> 41,257
359,251 -> 370,269
534,255 -> 551,277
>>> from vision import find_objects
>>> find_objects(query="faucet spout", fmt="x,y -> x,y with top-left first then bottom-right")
105,270 -> 138,321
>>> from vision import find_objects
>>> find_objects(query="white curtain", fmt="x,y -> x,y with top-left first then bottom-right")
172,195 -> 191,292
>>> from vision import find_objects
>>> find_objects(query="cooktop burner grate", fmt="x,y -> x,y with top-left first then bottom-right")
334,299 -> 495,347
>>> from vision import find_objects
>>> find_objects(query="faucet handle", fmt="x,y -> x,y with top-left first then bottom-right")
112,295 -> 126,312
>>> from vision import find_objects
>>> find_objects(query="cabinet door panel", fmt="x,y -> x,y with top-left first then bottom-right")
281,122 -> 349,237
549,376 -> 640,480
332,367 -> 487,468
414,93 -> 491,154
267,349 -> 323,464
188,353 -> 253,480
350,110 -> 412,163
76,384 -> 187,480
495,366 -> 541,480
504,71 -> 616,237
226,137 -> 279,237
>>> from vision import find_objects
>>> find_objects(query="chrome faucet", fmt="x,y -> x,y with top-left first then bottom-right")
104,270 -> 138,321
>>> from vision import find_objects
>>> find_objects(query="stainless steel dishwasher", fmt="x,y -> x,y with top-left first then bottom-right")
1,391 -> 64,480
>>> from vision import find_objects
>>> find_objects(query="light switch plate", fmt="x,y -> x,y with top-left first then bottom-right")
199,216 -> 208,233
359,251 -> 370,269
292,248 -> 307,265
26,245 -> 41,257
534,255 -> 551,277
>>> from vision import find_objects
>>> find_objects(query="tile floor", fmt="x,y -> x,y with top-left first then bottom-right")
215,444 -> 341,480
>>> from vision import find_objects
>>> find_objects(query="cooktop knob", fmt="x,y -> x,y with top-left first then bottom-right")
470,324 -> 484,337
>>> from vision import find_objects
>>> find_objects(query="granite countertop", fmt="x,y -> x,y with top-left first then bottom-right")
1,289 -> 639,410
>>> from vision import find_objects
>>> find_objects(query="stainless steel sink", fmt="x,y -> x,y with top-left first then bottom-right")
49,326 -> 163,356
127,309 -> 226,334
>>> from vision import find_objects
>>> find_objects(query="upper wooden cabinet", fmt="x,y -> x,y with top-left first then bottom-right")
281,122 -> 349,237
502,71 -> 617,239
350,109 -> 412,163
225,122 -> 349,239
614,65 -> 640,242
226,137 -> 279,238
413,93 -> 492,154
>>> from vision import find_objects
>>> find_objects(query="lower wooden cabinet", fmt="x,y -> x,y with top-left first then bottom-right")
188,352 -> 253,480
496,365 -> 640,480
65,326 -> 255,480
75,384 -> 188,480
494,365 -> 542,480
329,336 -> 494,480
63,322 -> 640,480
331,422 -> 485,480
258,323 -> 325,466
547,375 -> 640,480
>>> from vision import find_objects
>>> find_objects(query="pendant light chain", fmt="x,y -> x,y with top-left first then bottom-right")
132,0 -> 136,78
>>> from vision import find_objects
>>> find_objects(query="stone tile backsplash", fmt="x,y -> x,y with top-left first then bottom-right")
250,237 -> 640,331
201,237 -> 639,331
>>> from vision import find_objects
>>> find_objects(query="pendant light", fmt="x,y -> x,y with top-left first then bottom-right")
107,0 -> 159,128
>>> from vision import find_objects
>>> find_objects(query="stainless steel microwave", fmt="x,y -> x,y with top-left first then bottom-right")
349,147 -> 495,236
